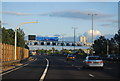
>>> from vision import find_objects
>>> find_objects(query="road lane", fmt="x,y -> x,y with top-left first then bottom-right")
2,55 -> 46,80
44,55 -> 120,80
1,58 -> 37,76
2,54 -> 120,81
44,55 -> 92,80
65,56 -> 120,79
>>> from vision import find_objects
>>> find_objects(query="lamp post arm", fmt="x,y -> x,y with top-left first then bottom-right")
16,22 -> 39,29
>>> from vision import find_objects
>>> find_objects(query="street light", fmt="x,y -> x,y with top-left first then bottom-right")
14,21 -> 39,60
72,27 -> 77,54
88,13 -> 97,56
107,39 -> 109,55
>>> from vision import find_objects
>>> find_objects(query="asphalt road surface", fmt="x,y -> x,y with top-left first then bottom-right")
1,54 -> 120,81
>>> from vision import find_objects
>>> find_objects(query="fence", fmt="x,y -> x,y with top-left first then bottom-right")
0,43 -> 2,62
0,43 -> 29,62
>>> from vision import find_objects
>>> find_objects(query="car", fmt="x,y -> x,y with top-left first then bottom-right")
106,54 -> 120,61
64,53 -> 68,56
66,54 -> 75,61
83,56 -> 104,69
115,54 -> 120,61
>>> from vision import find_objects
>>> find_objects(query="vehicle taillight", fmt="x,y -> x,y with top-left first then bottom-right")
100,61 -> 103,63
86,61 -> 92,63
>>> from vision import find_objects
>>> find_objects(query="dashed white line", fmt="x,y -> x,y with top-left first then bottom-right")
1,58 -> 37,76
77,68 -> 81,70
39,58 -> 49,81
89,74 -> 94,78
105,67 -> 112,70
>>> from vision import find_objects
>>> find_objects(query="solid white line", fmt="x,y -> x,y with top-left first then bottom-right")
77,68 -> 81,70
1,58 -> 37,76
105,67 -> 112,70
89,74 -> 94,78
39,58 -> 49,81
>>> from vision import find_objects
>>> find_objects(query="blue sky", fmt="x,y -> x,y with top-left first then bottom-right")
1,2 -> 119,38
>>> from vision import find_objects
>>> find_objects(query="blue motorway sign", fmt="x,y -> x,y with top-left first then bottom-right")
36,36 -> 58,41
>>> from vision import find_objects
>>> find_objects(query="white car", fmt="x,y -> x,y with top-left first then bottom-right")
83,56 -> 104,69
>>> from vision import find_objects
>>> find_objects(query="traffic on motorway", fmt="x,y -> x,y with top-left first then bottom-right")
2,53 -> 120,81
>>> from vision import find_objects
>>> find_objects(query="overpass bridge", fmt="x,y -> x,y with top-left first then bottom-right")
25,40 -> 82,46
26,40 -> 91,54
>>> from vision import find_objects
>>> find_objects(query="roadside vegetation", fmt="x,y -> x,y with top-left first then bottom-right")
93,29 -> 120,56
0,23 -> 29,49
36,47 -> 85,55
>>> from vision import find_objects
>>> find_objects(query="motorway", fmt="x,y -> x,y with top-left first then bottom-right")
1,54 -> 120,81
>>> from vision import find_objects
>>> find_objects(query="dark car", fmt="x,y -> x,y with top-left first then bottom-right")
64,53 -> 68,56
106,54 -> 120,61
66,54 -> 75,61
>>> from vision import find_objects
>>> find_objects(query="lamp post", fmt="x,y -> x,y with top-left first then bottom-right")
72,27 -> 77,54
14,22 -> 39,60
88,13 -> 97,56
107,39 -> 109,55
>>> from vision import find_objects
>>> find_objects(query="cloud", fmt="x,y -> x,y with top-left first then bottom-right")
100,19 -> 118,28
1,10 -> 115,22
83,29 -> 103,42
2,22 -> 9,25
0,21 -> 10,25
100,24 -> 112,27
1,11 -> 33,16
53,34 -> 61,37
83,30 -> 114,42
39,10 -> 114,20
99,19 -> 118,23
2,0 -> 120,2
83,29 -> 102,36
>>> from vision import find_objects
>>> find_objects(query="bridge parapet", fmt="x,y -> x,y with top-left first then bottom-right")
25,40 -> 82,46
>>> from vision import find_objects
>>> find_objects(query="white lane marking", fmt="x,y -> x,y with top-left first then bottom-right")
1,58 -> 37,76
39,58 -> 49,81
89,74 -> 94,78
105,67 -> 112,70
77,68 -> 81,70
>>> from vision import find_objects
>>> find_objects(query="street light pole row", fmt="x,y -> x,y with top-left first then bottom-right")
71,14 -> 97,55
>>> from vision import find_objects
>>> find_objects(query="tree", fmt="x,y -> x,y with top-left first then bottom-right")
0,21 -> 1,28
25,44 -> 29,49
2,27 -> 12,44
2,27 -> 27,48
7,29 -> 15,45
52,47 -> 55,54
17,28 -> 25,48
0,21 -> 2,42
93,29 -> 120,55
93,36 -> 107,55
114,29 -> 120,54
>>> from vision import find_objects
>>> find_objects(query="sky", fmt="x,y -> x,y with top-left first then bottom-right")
1,2 -> 119,41
1,0 -> 120,2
